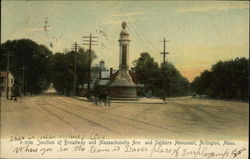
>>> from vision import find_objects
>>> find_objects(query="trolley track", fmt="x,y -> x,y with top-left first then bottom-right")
46,95 -> 193,137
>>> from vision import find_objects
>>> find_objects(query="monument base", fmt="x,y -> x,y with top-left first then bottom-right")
110,86 -> 137,99
111,97 -> 138,101
109,68 -> 137,99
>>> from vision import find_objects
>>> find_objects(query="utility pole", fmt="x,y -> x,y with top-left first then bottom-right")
83,33 -> 98,92
160,38 -> 170,101
21,66 -> 26,96
2,51 -> 14,99
71,41 -> 80,96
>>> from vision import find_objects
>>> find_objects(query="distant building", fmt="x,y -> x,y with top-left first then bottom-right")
97,61 -> 144,91
95,61 -> 112,88
82,61 -> 112,90
99,60 -> 105,71
81,60 -> 144,96
0,71 -> 14,97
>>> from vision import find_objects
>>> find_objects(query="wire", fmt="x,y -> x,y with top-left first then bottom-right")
110,7 -> 156,54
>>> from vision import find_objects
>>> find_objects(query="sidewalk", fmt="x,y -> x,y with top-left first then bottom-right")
0,96 -> 23,107
73,96 -> 166,104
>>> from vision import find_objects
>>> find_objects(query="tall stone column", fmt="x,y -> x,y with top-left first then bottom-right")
109,22 -> 137,99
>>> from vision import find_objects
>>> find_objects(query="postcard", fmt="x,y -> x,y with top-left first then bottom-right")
1,0 -> 249,158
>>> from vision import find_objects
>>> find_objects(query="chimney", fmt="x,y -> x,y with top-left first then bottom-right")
99,70 -> 102,79
99,60 -> 105,71
110,68 -> 113,77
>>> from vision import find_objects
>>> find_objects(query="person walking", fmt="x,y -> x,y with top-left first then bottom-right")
106,94 -> 111,106
95,91 -> 100,106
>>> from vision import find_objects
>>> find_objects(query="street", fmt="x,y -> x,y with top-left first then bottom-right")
1,90 -> 248,140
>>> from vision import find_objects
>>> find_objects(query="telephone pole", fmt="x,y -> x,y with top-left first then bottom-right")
160,38 -> 170,101
71,41 -> 80,96
2,51 -> 14,99
83,33 -> 98,91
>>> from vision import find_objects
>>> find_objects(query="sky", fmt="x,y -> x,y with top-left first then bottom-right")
1,1 -> 249,81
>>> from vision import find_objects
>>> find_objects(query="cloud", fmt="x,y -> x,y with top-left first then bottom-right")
102,20 -> 122,25
110,11 -> 154,17
178,4 -> 249,13
101,18 -> 139,25
101,16 -> 155,25
99,11 -> 157,26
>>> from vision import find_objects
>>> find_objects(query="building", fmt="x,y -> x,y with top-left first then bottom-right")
80,58 -> 144,97
95,61 -> 113,88
0,71 -> 14,97
80,60 -> 113,96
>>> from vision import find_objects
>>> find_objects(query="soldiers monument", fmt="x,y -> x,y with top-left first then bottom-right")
110,21 -> 137,99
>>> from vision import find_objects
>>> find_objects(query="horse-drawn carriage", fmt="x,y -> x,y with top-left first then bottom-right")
87,88 -> 111,106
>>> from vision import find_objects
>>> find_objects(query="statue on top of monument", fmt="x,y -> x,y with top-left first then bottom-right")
122,21 -> 127,29
120,21 -> 129,37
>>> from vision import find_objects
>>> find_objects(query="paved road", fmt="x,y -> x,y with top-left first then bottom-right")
1,91 -> 248,140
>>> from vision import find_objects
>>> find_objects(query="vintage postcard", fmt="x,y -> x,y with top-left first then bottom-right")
0,0 -> 249,158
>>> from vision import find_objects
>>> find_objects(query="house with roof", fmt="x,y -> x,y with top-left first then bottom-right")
80,60 -> 144,97
0,71 -> 14,97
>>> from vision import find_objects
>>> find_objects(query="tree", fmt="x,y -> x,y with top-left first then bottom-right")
0,39 -> 52,94
191,70 -> 212,96
191,57 -> 249,100
50,47 -> 97,95
132,52 -> 190,97
131,52 -> 159,95
162,62 -> 190,97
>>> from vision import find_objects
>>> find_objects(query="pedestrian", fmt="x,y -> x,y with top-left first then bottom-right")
98,92 -> 103,106
104,94 -> 107,106
106,94 -> 111,106
11,85 -> 18,102
95,93 -> 100,106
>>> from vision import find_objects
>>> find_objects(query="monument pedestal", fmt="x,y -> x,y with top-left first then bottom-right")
110,69 -> 137,99
110,87 -> 137,100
